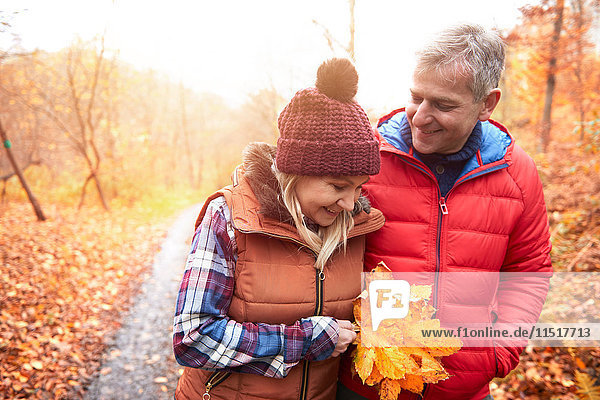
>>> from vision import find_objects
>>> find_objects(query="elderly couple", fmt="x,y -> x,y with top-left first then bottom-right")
171,24 -> 552,400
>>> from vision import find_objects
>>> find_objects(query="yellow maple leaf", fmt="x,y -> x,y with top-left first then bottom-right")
374,347 -> 406,380
365,364 -> 385,386
408,348 -> 450,383
354,346 -> 377,383
382,347 -> 419,375
380,378 -> 402,400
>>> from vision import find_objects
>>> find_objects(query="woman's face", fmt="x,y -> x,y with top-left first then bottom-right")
294,175 -> 369,227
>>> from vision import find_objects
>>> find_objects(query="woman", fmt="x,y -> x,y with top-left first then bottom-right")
173,58 -> 384,400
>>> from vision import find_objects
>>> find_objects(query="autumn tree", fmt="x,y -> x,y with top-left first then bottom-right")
0,12 -> 46,220
562,0 -> 599,142
540,0 -> 564,152
313,0 -> 356,61
504,0 -> 600,151
0,119 -> 46,221
9,37 -> 116,210
0,30 -> 265,210
64,36 -> 112,210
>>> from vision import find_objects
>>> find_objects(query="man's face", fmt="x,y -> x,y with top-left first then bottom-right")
406,69 -> 486,155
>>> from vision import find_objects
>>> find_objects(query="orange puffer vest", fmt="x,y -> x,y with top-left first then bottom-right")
175,144 -> 384,400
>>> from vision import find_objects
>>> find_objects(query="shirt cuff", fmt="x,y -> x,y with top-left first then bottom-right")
304,316 -> 338,361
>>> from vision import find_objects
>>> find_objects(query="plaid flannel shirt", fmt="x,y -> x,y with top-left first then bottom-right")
173,196 -> 339,378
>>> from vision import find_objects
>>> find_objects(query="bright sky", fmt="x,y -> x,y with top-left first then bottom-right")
3,0 -> 532,112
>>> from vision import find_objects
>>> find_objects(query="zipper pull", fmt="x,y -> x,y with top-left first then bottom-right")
203,383 -> 212,400
439,197 -> 448,215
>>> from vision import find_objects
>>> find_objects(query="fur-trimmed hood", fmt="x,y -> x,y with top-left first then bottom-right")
242,142 -> 372,225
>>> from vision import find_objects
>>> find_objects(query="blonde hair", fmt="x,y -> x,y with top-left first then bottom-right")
274,167 -> 355,273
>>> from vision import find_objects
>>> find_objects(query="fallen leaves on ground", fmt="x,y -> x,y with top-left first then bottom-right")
0,202 -> 168,399
490,347 -> 600,400
352,262 -> 462,400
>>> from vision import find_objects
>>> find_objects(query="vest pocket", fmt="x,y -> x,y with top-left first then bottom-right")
203,370 -> 231,400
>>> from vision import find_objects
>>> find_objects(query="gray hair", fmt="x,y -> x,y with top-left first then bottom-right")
414,23 -> 506,102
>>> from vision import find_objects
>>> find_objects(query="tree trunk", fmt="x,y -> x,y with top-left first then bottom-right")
78,155 -> 109,211
78,174 -> 93,210
0,120 -> 46,221
540,0 -> 565,152
92,172 -> 109,210
573,0 -> 586,142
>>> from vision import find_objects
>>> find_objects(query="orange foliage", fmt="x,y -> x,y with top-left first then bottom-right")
0,202 -> 166,399
352,262 -> 462,399
499,0 -> 600,144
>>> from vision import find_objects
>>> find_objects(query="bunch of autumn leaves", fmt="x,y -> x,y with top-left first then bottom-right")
351,263 -> 463,400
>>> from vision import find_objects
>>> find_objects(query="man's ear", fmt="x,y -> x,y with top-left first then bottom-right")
478,89 -> 501,121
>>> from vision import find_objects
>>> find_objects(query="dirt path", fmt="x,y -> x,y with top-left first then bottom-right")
85,204 -> 201,400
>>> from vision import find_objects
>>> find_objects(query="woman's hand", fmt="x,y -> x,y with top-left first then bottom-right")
330,319 -> 357,357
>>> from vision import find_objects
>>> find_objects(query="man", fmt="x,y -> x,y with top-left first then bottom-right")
338,23 -> 552,400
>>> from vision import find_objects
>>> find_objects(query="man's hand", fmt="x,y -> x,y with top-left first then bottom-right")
331,319 -> 357,357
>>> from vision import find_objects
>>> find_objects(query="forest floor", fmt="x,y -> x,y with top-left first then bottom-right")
0,201 -> 196,399
1,141 -> 599,400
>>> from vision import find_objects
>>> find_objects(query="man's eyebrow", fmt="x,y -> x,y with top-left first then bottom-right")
434,96 -> 460,104
410,89 -> 459,105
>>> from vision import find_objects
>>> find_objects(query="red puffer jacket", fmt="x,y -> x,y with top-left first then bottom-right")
339,110 -> 552,400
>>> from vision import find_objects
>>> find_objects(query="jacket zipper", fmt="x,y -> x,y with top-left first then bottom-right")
394,154 -> 509,399
203,370 -> 231,400
314,268 -> 324,315
300,253 -> 325,399
433,196 -> 448,310
299,359 -> 311,400
419,196 -> 447,400
392,155 -> 509,305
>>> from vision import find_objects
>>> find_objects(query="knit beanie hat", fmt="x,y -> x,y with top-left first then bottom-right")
276,58 -> 380,176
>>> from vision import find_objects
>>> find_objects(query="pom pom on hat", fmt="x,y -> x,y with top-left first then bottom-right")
275,58 -> 380,177
316,58 -> 358,102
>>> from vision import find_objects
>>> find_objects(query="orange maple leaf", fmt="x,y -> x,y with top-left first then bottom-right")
398,374 -> 424,394
364,364 -> 385,386
351,261 -> 462,400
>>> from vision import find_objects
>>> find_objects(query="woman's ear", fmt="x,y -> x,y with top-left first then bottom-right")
478,88 -> 501,121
